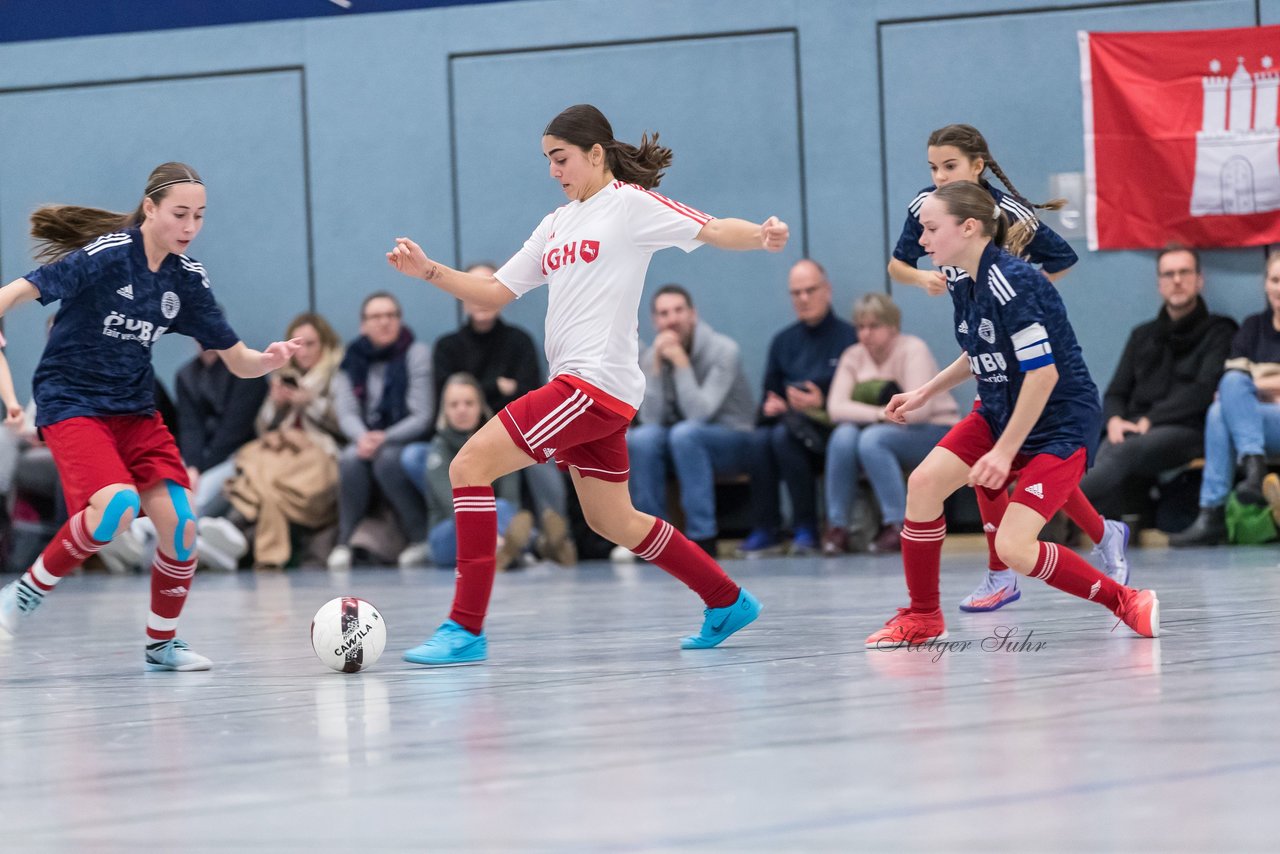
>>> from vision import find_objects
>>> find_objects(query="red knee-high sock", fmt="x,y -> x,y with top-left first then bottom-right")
448,486 -> 498,634
901,516 -> 947,612
147,551 -> 196,641
1031,542 -> 1123,612
23,510 -> 107,592
632,518 -> 739,608
1062,488 -> 1105,544
974,488 -> 1010,571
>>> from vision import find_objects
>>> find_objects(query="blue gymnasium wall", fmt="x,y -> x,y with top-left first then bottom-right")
0,0 -> 1276,404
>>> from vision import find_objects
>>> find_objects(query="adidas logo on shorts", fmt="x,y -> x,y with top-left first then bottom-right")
542,447 -> 556,459
1024,483 -> 1045,499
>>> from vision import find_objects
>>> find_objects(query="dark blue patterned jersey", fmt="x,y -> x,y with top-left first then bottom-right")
951,242 -> 1100,461
893,183 -> 1078,284
25,227 -> 240,427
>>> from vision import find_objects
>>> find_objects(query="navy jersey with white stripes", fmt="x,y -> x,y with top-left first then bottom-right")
893,183 -> 1078,281
952,242 -> 1100,461
25,227 -> 239,427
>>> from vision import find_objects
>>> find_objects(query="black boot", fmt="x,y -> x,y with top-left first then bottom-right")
1169,505 -> 1227,547
1235,455 -> 1268,506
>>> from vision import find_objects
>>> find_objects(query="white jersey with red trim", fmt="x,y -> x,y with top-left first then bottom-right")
495,181 -> 711,408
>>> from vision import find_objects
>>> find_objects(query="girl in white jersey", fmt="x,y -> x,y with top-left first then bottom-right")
388,104 -> 788,666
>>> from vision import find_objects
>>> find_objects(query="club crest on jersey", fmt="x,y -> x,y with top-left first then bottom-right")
542,239 -> 601,274
102,311 -> 168,346
978,318 -> 996,344
161,291 -> 181,320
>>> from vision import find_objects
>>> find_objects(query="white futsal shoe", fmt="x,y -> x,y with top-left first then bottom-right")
0,578 -> 44,636
145,638 -> 213,671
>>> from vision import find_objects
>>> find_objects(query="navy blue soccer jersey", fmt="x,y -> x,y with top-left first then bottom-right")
25,227 -> 240,427
951,242 -> 1100,461
893,183 -> 1078,282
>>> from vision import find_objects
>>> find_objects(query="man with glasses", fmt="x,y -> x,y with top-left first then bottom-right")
327,291 -> 433,570
1079,245 -> 1236,520
739,259 -> 857,556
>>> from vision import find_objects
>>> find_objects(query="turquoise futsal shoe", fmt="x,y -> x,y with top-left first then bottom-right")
681,588 -> 761,649
403,620 -> 488,666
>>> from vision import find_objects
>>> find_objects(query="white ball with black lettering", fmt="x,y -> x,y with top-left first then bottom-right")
311,597 -> 386,673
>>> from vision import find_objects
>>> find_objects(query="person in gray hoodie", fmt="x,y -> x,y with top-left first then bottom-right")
627,284 -> 755,555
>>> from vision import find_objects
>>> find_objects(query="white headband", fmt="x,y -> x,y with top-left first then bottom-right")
146,177 -> 203,196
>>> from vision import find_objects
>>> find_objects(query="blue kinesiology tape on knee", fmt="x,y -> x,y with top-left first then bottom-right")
166,480 -> 198,561
93,489 -> 141,541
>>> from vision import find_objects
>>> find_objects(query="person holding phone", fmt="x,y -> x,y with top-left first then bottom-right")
738,259 -> 857,557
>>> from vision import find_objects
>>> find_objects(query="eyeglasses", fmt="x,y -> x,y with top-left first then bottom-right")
1157,268 -> 1197,281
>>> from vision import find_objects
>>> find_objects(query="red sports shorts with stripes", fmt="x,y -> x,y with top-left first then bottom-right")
41,413 -> 191,513
498,375 -> 635,483
937,411 -> 1086,521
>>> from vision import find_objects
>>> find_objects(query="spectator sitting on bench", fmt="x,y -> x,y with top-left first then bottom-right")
823,293 -> 958,555
1079,245 -> 1236,522
1172,249 -> 1280,546
626,284 -> 755,557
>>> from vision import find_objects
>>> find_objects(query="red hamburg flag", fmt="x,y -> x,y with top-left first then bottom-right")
1080,24 -> 1280,250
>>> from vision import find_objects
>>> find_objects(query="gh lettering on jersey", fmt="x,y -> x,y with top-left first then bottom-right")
542,239 -> 601,274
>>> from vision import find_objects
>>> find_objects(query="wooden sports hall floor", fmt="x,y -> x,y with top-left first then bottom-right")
1,541 -> 1276,851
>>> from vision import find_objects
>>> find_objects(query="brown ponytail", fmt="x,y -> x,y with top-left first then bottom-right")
30,161 -> 203,263
931,182 -> 1009,247
545,104 -> 673,190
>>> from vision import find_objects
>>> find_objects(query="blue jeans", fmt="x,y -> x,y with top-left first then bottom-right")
627,421 -> 754,540
428,498 -> 518,567
1200,371 -> 1280,507
400,441 -> 430,495
824,422 -> 950,526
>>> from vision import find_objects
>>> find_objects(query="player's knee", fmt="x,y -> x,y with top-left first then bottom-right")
580,504 -> 614,540
164,480 -> 198,561
993,528 -> 1036,574
90,486 -> 141,541
448,447 -> 488,487
906,462 -> 946,501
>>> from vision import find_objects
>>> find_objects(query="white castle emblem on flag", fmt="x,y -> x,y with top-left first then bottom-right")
1190,55 -> 1280,216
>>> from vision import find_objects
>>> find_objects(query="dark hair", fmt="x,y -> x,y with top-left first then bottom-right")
1156,243 -> 1201,273
927,124 -> 1064,215
930,182 -> 1009,247
651,283 -> 693,311
360,291 -> 402,318
544,104 -> 672,190
30,162 -> 204,263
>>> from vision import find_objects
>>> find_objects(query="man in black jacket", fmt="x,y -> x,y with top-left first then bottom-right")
1080,246 -> 1237,518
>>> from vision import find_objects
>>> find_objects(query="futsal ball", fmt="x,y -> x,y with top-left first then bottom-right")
311,597 -> 386,673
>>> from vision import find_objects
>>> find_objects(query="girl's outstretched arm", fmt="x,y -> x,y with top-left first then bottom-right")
386,238 -> 516,310
696,216 -> 789,252
0,279 -> 40,318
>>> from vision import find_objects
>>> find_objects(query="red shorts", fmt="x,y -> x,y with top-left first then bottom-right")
41,413 -> 190,513
937,411 -> 1086,521
499,375 -> 636,482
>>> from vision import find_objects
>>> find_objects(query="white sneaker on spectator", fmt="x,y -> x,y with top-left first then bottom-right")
198,517 -> 247,571
98,528 -> 145,574
398,542 -> 431,568
327,545 -> 353,572
609,544 -> 635,563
